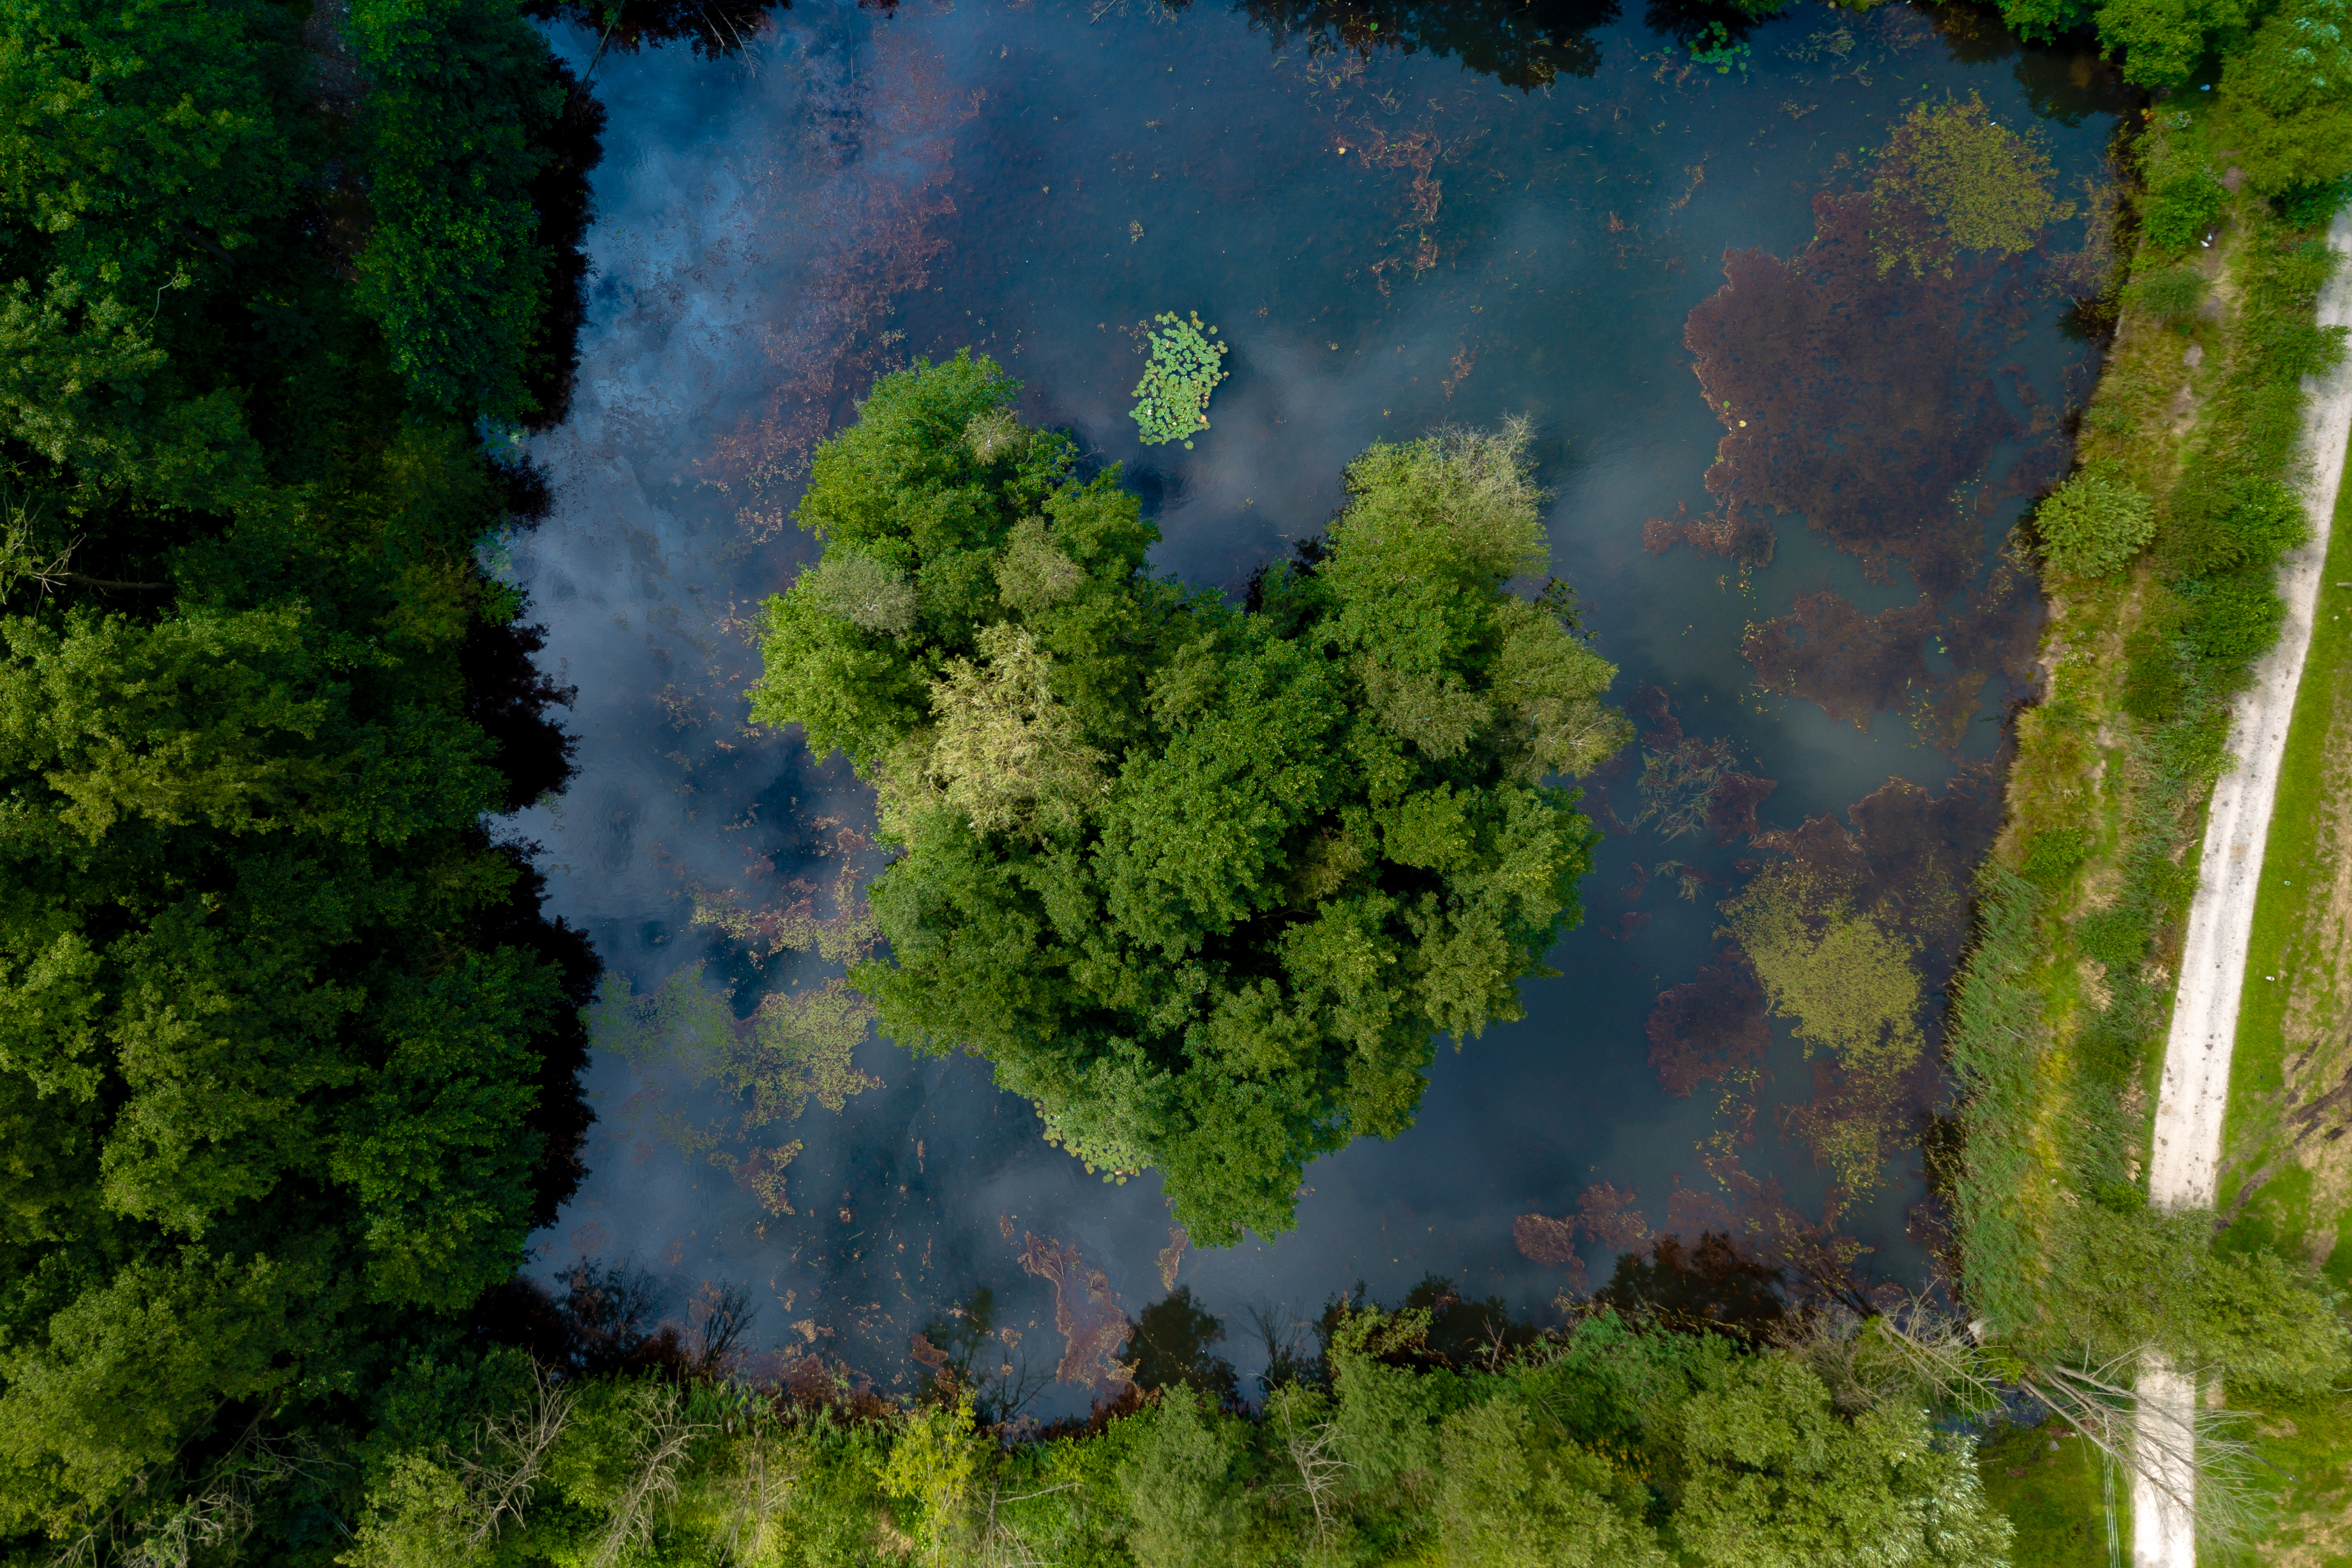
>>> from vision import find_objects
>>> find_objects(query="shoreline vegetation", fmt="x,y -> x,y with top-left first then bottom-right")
5,0 -> 2352,1563
1946,0 -> 2352,1553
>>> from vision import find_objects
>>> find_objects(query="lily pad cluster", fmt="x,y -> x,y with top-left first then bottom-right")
1129,310 -> 1228,448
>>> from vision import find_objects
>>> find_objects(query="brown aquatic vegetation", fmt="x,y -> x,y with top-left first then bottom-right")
1744,590 -> 1940,730
1641,497 -> 1776,569
1156,1227 -> 1189,1291
731,1142 -> 802,1217
1575,1181 -> 1654,1251
1017,1234 -> 1135,1394
1511,1213 -> 1583,1269
1743,552 -> 2041,747
1682,191 -> 2032,599
1705,771 -> 1778,842
1646,953 -> 1771,1098
707,30 -> 973,518
1512,1181 -> 1656,1287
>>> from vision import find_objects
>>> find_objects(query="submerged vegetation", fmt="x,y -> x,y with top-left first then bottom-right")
755,354 -> 1626,1243
1868,94 -> 2070,278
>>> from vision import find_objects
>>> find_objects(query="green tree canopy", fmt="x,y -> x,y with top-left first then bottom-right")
0,0 -> 597,1553
754,354 -> 1627,1244
340,1301 -> 2014,1568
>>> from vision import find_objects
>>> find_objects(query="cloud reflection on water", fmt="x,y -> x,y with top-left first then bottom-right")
511,0 -> 2127,1416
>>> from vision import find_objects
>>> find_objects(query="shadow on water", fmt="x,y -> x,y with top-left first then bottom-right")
509,0 -> 2129,1418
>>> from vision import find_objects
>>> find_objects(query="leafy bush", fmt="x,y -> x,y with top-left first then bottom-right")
2228,0 -> 2352,116
2034,473 -> 2157,576
1130,310 -> 1230,447
2273,174 -> 2352,227
2021,826 -> 2092,885
2090,0 -> 2252,87
758,355 -> 1628,1243
2177,565 -> 2287,668
2161,474 -> 2312,576
2143,171 -> 2229,252
2127,263 -> 2212,320
2122,625 -> 2187,721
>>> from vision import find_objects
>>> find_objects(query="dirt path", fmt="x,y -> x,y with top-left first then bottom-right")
2134,211 -> 2352,1567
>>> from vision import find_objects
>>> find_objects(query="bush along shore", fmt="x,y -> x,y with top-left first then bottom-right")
1942,0 -> 2352,1546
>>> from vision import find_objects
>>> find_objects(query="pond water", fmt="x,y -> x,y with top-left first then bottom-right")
513,0 -> 2129,1415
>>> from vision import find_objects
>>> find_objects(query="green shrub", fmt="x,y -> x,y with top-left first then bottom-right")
2222,475 -> 2312,557
2177,565 -> 2287,669
2159,474 -> 2311,577
2126,263 -> 2211,320
2143,172 -> 2229,252
2121,629 -> 2186,721
1118,1387 -> 1252,1568
2228,0 -> 2352,117
2021,826 -> 2092,886
2273,174 -> 2352,227
2034,474 -> 2157,576
2076,908 -> 2150,969
1130,310 -> 1229,447
2088,0 -> 2253,88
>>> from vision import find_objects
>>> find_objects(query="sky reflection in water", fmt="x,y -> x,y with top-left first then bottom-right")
510,0 -> 2128,1417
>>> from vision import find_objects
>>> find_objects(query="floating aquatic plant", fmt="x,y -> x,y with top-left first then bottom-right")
1868,94 -> 2071,277
1687,20 -> 1749,75
1129,310 -> 1228,448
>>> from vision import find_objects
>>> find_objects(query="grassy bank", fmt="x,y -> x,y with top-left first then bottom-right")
1937,46 -> 2352,1557
2216,458 -> 2352,1284
1948,136 -> 2339,1328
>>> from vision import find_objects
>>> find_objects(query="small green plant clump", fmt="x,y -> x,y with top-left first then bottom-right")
2127,262 -> 2213,320
2144,171 -> 2229,252
1686,19 -> 1751,73
1130,310 -> 1229,448
2034,472 -> 2157,576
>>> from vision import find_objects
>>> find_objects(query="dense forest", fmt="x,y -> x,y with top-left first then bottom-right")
0,0 -> 617,1554
6,0 -> 2352,1562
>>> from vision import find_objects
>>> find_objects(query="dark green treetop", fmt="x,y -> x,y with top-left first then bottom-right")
754,353 -> 1627,1244
0,0 -> 597,1551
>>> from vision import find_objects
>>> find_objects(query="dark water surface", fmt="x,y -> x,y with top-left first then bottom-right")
513,0 -> 2127,1414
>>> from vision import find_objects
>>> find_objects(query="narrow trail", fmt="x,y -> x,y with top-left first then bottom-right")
2132,210 -> 2352,1567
